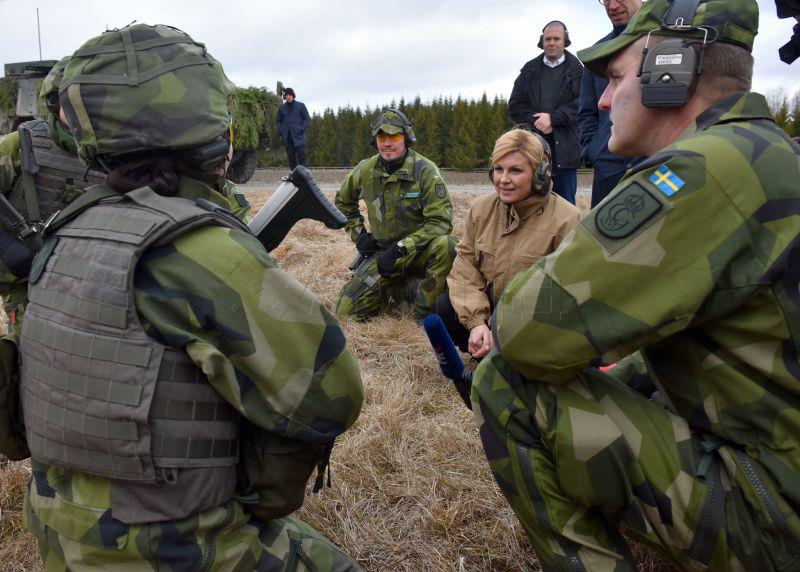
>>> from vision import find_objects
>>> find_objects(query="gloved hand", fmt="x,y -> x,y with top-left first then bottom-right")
376,242 -> 405,278
355,231 -> 378,256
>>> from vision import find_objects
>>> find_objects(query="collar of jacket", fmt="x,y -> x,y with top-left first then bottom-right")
622,91 -> 774,177
176,175 -> 232,209
522,50 -> 580,73
372,148 -> 417,181
49,175 -> 230,233
500,191 -> 549,234
695,92 -> 774,131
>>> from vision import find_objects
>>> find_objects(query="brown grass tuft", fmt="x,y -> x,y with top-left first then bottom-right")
0,177 -> 677,571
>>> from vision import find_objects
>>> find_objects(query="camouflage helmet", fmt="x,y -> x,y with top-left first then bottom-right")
578,0 -> 759,77
370,108 -> 417,145
59,23 -> 235,166
39,56 -> 70,114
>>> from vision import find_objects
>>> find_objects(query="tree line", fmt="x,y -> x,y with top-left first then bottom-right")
259,88 -> 800,170
260,94 -> 515,170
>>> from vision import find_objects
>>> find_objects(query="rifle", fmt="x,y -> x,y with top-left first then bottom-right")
249,165 -> 347,252
422,314 -> 473,410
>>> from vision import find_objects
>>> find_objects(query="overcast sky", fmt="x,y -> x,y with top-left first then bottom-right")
1,0 -> 797,114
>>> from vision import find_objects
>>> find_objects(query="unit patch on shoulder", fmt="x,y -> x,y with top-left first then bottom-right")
594,182 -> 663,239
435,183 -> 446,198
648,164 -> 685,197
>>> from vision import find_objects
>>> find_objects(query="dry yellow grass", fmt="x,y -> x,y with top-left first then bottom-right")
0,184 -> 677,571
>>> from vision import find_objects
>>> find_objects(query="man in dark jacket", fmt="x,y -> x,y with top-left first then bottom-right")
275,87 -> 311,170
578,0 -> 645,207
509,21 -> 583,204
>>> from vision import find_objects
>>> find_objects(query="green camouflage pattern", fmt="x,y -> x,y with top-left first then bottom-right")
0,130 -> 25,311
24,175 -> 364,569
578,0 -> 759,77
39,56 -> 70,102
335,148 -> 453,252
334,148 -> 455,318
59,23 -> 235,165
370,109 -> 416,142
26,460 -> 359,571
472,92 -> 800,570
334,234 -> 456,319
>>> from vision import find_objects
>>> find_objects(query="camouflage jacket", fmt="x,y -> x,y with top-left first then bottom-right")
26,175 -> 364,544
335,148 -> 453,255
494,92 -> 800,506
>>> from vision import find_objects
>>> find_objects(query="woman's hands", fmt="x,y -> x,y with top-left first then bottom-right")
468,324 -> 493,358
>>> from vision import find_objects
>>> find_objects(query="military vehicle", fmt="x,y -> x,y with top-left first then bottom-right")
0,60 -> 57,134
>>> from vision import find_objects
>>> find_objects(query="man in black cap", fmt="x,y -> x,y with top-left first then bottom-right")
275,87 -> 311,169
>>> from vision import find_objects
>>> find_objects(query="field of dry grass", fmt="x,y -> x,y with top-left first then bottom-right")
0,178 -> 677,571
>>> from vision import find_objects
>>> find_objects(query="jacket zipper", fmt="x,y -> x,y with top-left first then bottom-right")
734,450 -> 800,555
199,501 -> 236,572
686,456 -> 724,565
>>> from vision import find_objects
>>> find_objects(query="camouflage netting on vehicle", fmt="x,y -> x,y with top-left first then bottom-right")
228,87 -> 280,152
59,23 -> 235,165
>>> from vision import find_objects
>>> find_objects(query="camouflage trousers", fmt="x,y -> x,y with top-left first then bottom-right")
335,235 -> 456,319
25,486 -> 361,571
472,351 -> 800,572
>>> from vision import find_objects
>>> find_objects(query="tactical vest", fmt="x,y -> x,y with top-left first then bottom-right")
9,119 -> 105,223
19,186 -> 246,523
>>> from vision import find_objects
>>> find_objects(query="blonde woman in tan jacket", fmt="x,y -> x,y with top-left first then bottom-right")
435,128 -> 581,358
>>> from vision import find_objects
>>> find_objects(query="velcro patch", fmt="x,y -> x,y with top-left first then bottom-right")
594,182 -> 663,239
435,184 -> 446,198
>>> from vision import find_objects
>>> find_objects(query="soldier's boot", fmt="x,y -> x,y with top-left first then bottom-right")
471,351 -> 745,572
412,235 -> 456,318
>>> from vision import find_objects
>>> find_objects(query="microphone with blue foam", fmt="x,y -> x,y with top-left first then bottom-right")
422,314 -> 473,410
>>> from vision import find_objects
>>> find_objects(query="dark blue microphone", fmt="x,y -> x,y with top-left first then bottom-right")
422,314 -> 472,409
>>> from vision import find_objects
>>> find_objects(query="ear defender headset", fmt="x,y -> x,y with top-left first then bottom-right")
488,126 -> 553,196
370,108 -> 417,147
637,0 -> 717,107
538,20 -> 571,49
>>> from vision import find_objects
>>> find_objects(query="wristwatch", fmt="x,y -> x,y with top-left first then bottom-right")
396,240 -> 407,255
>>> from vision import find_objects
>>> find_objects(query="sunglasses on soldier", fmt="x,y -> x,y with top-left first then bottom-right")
376,131 -> 404,144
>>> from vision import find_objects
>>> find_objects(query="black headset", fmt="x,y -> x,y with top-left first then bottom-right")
370,108 -> 417,147
637,0 -> 716,107
538,20 -> 571,49
488,126 -> 552,196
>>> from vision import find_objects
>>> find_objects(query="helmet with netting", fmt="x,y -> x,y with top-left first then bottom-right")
59,23 -> 235,166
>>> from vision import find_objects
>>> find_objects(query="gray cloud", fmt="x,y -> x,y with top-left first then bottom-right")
1,0 -> 796,113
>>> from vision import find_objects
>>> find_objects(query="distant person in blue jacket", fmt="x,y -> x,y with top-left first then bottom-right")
577,0 -> 645,208
276,87 -> 311,170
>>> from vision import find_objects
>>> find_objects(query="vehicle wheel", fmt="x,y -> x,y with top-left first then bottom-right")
227,149 -> 258,184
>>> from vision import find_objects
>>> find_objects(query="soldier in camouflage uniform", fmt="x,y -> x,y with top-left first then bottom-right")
20,24 -> 363,571
471,0 -> 800,570
0,58 -> 252,340
334,109 -> 456,319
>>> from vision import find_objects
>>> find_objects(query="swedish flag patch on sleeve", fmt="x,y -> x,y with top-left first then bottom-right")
649,164 -> 685,197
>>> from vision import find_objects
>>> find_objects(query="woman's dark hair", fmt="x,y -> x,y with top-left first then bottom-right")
105,153 -> 181,196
